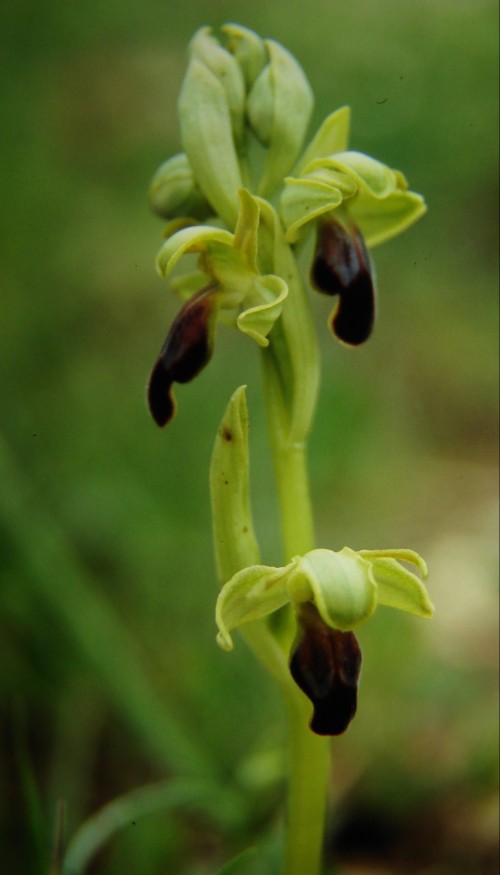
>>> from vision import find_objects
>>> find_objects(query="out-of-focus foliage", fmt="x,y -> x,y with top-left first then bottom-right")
1,1 -> 498,873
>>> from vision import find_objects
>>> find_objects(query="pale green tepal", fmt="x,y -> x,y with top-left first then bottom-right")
216,544 -> 433,652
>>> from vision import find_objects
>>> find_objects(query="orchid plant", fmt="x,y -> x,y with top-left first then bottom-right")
147,24 -> 433,875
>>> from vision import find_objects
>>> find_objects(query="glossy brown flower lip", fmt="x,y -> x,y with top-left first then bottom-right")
147,285 -> 218,427
289,604 -> 362,736
311,218 -> 375,346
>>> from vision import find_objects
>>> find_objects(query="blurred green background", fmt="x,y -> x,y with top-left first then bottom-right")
1,1 -> 498,873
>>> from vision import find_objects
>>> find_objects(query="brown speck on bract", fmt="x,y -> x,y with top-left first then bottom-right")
221,425 -> 233,441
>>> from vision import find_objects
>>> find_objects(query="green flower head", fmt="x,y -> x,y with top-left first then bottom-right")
280,107 -> 426,345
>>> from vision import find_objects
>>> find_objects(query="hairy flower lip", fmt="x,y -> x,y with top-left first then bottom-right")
147,285 -> 218,427
311,218 -> 376,346
290,605 -> 362,736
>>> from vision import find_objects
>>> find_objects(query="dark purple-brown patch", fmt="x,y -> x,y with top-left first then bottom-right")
290,604 -> 362,736
311,219 -> 376,346
147,286 -> 218,427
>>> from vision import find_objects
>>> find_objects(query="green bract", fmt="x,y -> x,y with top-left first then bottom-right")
216,546 -> 433,651
281,107 -> 426,246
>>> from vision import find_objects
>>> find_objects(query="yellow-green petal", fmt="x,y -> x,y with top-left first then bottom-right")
236,275 -> 288,346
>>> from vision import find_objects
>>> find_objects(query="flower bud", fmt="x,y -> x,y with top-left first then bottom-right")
179,57 -> 243,229
249,40 -> 314,198
148,153 -> 212,221
222,23 -> 267,90
246,64 -> 274,146
189,27 -> 246,146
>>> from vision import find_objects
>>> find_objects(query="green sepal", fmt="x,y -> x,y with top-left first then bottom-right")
369,558 -> 434,617
179,58 -> 243,229
342,184 -> 427,248
281,177 -> 344,244
289,547 -> 378,631
216,563 -> 293,651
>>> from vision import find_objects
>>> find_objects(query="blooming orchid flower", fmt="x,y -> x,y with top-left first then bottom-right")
215,543 -> 433,734
280,107 -> 426,345
147,190 -> 287,426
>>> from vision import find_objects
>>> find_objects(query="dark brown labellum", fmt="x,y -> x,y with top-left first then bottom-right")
147,286 -> 217,427
290,606 -> 362,736
311,219 -> 375,346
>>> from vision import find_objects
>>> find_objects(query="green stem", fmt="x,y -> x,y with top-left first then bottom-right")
261,308 -> 330,874
266,432 -> 330,875
282,693 -> 330,875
